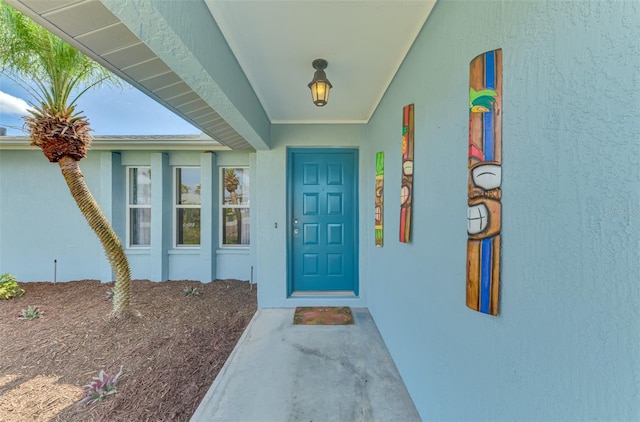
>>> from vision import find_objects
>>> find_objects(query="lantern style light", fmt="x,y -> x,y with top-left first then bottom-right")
308,59 -> 332,107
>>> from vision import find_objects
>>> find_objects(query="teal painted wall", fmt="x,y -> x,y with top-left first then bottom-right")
0,151 -> 106,281
119,150 -> 250,282
99,152 -> 125,281
1,0 -> 637,418
256,124 -> 368,307
216,151 -> 253,281
0,149 -> 252,283
365,0 -> 639,419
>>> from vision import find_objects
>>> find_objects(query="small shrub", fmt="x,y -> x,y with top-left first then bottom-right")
79,367 -> 123,406
18,305 -> 42,320
183,286 -> 200,297
105,287 -> 115,301
0,273 -> 24,300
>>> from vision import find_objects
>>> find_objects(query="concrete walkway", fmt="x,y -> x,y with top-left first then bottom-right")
191,308 -> 420,422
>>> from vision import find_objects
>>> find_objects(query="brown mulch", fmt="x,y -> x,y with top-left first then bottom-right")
0,279 -> 257,421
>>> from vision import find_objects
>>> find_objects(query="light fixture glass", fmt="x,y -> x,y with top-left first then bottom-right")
308,58 -> 332,107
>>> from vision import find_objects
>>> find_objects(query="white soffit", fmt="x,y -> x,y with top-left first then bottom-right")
8,0 -> 436,146
205,0 -> 436,123
7,0 -> 251,149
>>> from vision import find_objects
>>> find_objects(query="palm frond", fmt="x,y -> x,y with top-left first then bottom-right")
0,1 -> 120,115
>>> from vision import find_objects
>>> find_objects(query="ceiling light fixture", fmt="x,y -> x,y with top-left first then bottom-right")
308,59 -> 332,107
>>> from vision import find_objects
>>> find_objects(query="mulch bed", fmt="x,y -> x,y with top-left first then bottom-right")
0,279 -> 257,421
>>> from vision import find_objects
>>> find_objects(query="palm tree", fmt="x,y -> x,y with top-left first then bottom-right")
0,1 -> 132,317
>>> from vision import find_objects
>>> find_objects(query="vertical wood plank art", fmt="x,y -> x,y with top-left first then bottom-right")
400,104 -> 414,243
467,49 -> 502,316
375,152 -> 384,247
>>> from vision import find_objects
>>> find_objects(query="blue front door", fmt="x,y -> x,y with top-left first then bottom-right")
289,149 -> 358,293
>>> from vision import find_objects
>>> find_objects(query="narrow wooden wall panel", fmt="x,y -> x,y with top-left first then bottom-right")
400,104 -> 414,243
375,152 -> 384,247
467,49 -> 502,316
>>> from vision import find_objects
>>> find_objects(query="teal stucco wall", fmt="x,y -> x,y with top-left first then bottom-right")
255,124 -> 367,307
364,0 -> 639,419
0,151 -> 106,281
0,149 -> 253,283
0,0 -> 637,418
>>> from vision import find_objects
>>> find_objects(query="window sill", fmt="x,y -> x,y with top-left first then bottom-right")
168,248 -> 201,255
125,248 -> 151,255
216,248 -> 250,255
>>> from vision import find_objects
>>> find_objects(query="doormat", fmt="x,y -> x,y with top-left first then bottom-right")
293,306 -> 354,325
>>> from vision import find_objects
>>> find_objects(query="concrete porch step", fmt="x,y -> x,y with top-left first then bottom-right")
191,308 -> 420,422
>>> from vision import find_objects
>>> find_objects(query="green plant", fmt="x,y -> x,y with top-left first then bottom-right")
18,305 -> 42,320
105,287 -> 115,301
183,286 -> 200,297
79,367 -> 123,405
0,273 -> 25,300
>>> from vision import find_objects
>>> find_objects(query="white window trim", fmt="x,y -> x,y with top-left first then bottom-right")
219,166 -> 250,249
126,166 -> 151,249
174,166 -> 201,248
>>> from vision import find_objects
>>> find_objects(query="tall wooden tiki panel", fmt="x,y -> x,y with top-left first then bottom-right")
467,49 -> 502,316
375,152 -> 384,247
400,104 -> 414,243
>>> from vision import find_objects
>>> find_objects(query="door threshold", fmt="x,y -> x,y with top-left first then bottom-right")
290,291 -> 356,298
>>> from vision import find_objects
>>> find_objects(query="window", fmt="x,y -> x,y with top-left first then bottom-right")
175,167 -> 201,246
127,167 -> 151,247
221,167 -> 250,246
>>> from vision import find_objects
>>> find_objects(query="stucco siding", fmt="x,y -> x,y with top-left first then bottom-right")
365,0 -> 639,419
0,150 -> 105,281
0,148 -> 253,283
255,124 -> 367,307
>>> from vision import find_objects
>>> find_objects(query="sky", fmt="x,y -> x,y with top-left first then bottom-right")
0,75 -> 200,136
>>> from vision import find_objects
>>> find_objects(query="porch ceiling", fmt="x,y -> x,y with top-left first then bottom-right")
6,0 -> 436,150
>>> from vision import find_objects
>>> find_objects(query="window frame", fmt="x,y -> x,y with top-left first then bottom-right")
219,166 -> 250,248
174,166 -> 202,248
126,166 -> 152,248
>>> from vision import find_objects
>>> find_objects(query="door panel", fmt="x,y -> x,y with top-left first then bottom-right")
290,150 -> 357,292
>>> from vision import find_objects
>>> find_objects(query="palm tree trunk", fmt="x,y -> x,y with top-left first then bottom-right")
58,155 -> 131,316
